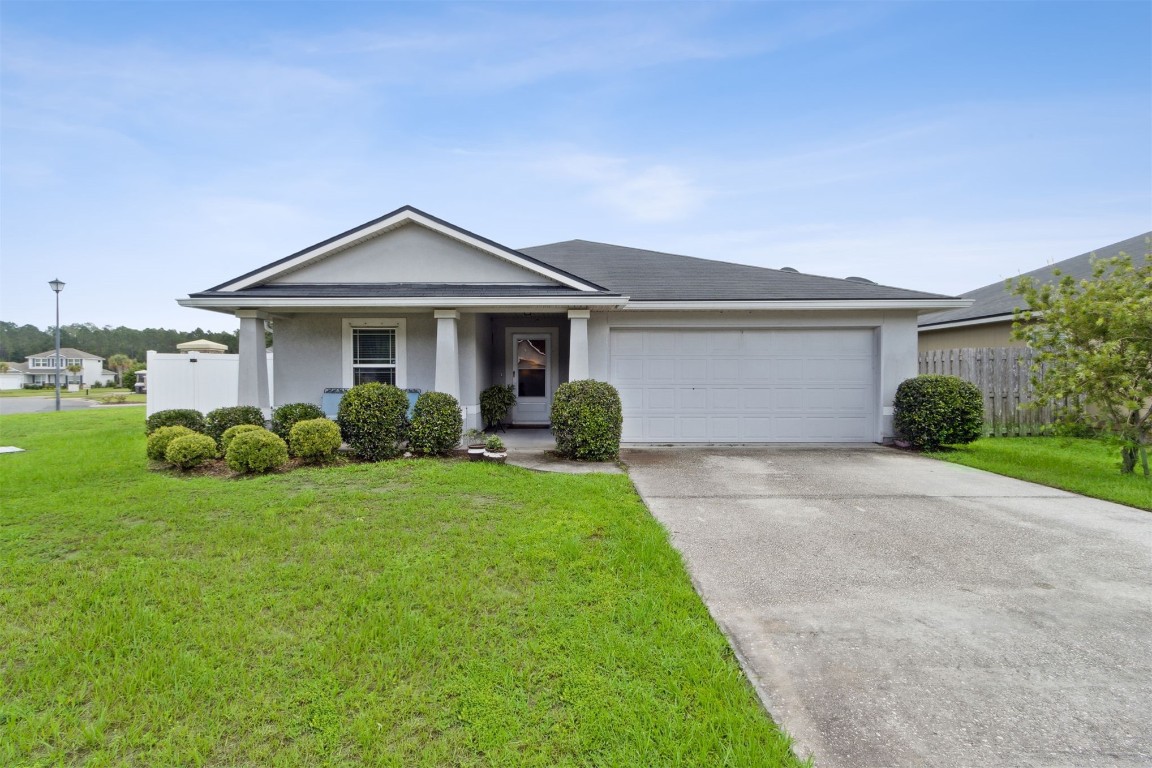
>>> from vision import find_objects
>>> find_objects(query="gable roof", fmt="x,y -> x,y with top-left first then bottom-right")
210,205 -> 606,293
26,348 -> 103,361
520,240 -> 953,303
919,232 -> 1152,329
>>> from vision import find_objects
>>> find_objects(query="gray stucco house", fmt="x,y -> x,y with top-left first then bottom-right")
179,205 -> 965,443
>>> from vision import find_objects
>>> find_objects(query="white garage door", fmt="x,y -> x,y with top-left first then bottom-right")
610,328 -> 877,442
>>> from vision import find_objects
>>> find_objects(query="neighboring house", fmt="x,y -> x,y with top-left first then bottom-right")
0,365 -> 24,390
9,348 -> 116,387
918,232 -> 1151,352
179,205 -> 966,443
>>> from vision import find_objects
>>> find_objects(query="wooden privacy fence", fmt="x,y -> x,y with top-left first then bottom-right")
918,347 -> 1061,437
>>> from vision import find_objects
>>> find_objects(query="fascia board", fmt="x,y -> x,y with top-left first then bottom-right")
621,299 -> 972,311
917,313 -> 1017,331
217,210 -> 601,293
178,295 -> 629,310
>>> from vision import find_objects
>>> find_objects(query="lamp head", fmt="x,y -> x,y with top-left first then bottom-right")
49,279 -> 65,293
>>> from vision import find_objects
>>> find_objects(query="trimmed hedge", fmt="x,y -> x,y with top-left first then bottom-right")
271,402 -> 326,440
205,406 -> 266,446
337,382 -> 410,461
551,380 -> 623,461
288,418 -> 342,463
147,426 -> 196,461
225,428 -> 288,474
894,375 -> 984,450
221,423 -> 265,454
146,409 -> 205,435
408,392 -> 463,456
164,433 -> 219,470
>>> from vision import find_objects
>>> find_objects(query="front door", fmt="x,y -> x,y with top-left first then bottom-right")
508,331 -> 554,425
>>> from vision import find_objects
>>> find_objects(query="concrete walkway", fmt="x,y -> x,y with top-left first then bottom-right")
498,428 -> 623,474
623,445 -> 1152,768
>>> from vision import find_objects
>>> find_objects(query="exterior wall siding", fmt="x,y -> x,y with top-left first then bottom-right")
918,320 -> 1022,352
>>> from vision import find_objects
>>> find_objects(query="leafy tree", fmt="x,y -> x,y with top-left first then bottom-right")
107,353 -> 134,386
1010,251 -> 1152,476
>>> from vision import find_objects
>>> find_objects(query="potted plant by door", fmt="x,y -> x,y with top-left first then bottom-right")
482,435 -> 507,464
463,428 -> 487,461
480,384 -> 516,431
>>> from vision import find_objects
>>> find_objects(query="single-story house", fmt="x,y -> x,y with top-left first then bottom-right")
918,232 -> 1150,352
179,205 -> 967,443
6,348 -> 116,388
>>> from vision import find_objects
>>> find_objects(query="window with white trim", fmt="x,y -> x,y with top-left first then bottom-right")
352,328 -> 396,385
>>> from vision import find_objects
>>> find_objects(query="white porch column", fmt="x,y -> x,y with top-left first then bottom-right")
568,309 -> 590,381
236,310 -> 270,416
434,309 -> 460,399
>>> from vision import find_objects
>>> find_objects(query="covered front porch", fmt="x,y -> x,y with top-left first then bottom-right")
237,307 -> 597,431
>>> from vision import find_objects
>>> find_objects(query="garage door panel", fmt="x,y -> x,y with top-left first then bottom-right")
610,329 -> 877,442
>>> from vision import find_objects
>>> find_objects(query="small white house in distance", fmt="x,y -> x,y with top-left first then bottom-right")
9,348 -> 115,388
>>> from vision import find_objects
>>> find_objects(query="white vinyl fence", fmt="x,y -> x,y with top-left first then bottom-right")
145,350 -> 273,417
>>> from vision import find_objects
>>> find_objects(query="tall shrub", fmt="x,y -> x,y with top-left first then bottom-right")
551,380 -> 623,461
893,375 -> 984,450
408,392 -> 463,456
480,384 -> 516,429
337,382 -> 409,461
205,406 -> 266,446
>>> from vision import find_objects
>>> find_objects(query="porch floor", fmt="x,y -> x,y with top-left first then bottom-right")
488,428 -> 623,475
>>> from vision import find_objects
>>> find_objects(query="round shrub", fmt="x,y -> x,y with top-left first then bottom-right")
550,380 -> 623,461
221,423 -> 265,454
408,392 -> 463,456
164,433 -> 219,470
147,425 -> 196,461
288,418 -> 342,462
225,428 -> 288,474
205,406 -> 266,445
271,402 -> 327,440
893,375 -> 984,450
337,382 -> 409,461
146,409 -> 205,435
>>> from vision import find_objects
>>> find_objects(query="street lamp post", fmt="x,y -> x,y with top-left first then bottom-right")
49,279 -> 65,412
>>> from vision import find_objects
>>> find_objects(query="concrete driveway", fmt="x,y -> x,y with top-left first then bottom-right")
623,445 -> 1151,768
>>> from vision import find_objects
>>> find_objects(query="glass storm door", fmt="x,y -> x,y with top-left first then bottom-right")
509,333 -> 552,425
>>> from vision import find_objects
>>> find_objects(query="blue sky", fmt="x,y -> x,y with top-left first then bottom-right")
2,0 -> 1149,333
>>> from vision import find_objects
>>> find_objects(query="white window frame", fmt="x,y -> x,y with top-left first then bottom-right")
342,318 -> 407,388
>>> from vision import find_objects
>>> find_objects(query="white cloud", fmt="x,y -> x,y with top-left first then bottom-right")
536,151 -> 707,221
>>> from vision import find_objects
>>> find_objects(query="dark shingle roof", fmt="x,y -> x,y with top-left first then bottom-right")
520,240 -> 952,302
188,283 -> 619,300
919,232 -> 1151,328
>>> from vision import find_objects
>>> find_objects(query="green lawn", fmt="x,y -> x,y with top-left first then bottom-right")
0,408 -> 803,767
0,387 -> 140,401
929,437 -> 1152,511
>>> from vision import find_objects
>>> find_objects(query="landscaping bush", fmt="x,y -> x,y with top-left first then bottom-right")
288,418 -> 342,463
271,402 -> 327,440
146,426 -> 196,461
225,428 -> 288,474
146,409 -> 205,435
550,380 -> 623,461
221,423 -> 265,454
205,406 -> 266,445
408,392 -> 463,456
337,382 -> 410,461
164,433 -> 219,470
894,375 -> 984,450
480,384 -> 516,429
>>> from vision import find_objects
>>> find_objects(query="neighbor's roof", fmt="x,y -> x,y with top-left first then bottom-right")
520,240 -> 952,302
25,348 -> 103,360
919,232 -> 1152,329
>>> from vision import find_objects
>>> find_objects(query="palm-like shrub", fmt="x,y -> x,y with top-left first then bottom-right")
893,375 -> 984,450
550,380 -> 623,461
336,382 -> 409,461
408,392 -> 463,456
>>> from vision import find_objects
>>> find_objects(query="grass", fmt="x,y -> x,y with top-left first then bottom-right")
0,408 -> 803,767
929,436 -> 1152,511
0,387 -> 142,402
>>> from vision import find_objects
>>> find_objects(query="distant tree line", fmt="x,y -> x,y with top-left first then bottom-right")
0,321 -> 241,363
